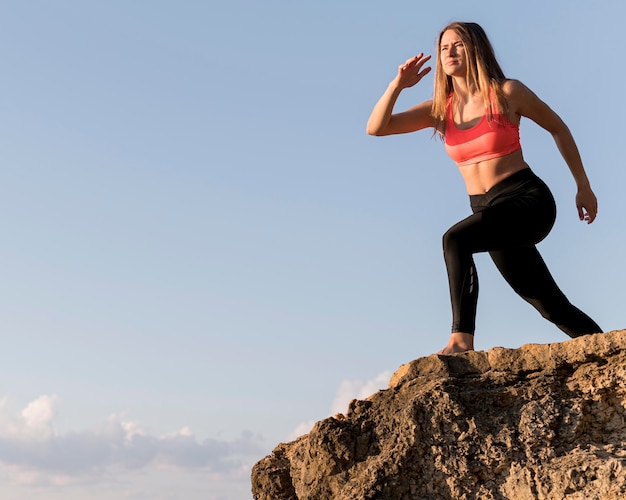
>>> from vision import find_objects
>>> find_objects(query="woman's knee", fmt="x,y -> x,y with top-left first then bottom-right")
442,226 -> 468,262
442,226 -> 458,251
442,220 -> 475,255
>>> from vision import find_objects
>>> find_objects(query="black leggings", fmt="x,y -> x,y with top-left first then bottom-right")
442,168 -> 601,338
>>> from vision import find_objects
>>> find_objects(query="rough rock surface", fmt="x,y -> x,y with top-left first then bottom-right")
251,330 -> 626,499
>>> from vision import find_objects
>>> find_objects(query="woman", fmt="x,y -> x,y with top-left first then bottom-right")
367,22 -> 601,354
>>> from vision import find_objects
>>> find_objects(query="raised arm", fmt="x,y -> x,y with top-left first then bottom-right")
366,53 -> 434,136
504,79 -> 598,223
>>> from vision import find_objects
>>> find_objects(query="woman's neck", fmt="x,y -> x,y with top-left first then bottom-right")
452,81 -> 481,106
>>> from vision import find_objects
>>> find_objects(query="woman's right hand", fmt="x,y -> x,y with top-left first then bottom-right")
393,53 -> 432,90
366,52 -> 434,136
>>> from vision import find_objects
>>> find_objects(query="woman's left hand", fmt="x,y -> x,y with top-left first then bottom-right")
576,186 -> 598,224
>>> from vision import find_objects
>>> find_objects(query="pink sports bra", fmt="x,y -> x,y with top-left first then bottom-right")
444,95 -> 521,166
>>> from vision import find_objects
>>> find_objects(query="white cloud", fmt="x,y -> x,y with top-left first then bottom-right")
0,395 -> 264,487
20,395 -> 58,439
287,420 -> 316,441
288,370 -> 391,440
329,370 -> 391,415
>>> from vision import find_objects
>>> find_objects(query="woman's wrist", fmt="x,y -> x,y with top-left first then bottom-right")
388,78 -> 405,93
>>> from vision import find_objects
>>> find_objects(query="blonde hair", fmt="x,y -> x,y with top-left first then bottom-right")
432,22 -> 508,136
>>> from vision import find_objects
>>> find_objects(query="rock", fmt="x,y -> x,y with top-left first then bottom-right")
251,330 -> 626,499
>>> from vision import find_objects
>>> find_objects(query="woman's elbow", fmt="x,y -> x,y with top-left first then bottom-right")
550,122 -> 573,141
366,124 -> 387,136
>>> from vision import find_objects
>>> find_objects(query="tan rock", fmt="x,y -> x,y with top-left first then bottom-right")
251,330 -> 626,499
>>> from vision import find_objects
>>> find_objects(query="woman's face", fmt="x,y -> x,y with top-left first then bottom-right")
440,29 -> 467,77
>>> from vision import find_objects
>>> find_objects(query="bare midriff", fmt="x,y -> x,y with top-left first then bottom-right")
458,149 -> 530,194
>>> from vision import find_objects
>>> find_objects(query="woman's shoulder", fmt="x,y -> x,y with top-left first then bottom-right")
500,79 -> 530,97
500,79 -> 540,116
500,79 -> 543,103
500,79 -> 534,101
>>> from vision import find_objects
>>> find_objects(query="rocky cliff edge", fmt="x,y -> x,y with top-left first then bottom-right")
251,330 -> 626,500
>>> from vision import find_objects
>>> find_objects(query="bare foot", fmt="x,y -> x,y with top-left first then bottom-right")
437,332 -> 475,355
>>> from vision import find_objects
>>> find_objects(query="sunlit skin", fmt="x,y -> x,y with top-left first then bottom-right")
366,28 -> 598,355
440,30 -> 467,78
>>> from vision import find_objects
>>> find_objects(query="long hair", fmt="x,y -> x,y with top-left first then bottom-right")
432,22 -> 508,136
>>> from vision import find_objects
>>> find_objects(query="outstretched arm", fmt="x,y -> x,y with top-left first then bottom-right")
366,53 -> 434,136
505,79 -> 598,223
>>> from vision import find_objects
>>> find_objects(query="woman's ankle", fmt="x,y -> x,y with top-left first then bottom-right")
436,332 -> 474,354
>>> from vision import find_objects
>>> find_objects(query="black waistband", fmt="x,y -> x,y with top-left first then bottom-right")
468,168 -> 555,213
470,168 -> 537,202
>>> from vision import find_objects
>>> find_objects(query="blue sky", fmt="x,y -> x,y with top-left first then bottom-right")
0,1 -> 624,498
